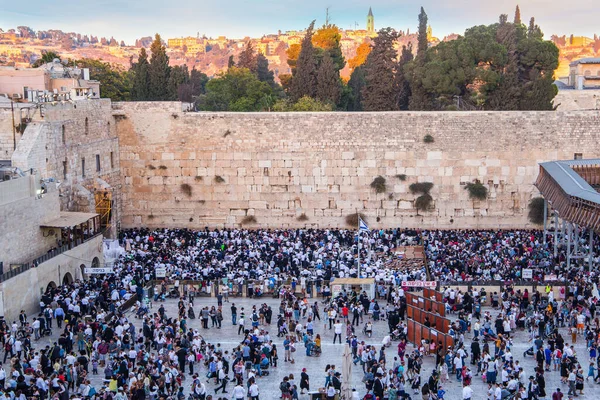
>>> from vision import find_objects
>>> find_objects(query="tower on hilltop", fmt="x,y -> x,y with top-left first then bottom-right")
367,7 -> 374,33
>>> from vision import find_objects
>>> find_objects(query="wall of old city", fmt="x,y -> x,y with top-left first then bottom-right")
114,103 -> 600,229
9,100 -> 122,235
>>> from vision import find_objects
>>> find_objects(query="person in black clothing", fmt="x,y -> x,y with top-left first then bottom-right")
300,368 -> 310,394
471,338 -> 481,367
373,374 -> 384,399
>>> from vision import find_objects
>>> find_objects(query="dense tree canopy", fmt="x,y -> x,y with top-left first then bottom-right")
197,67 -> 273,111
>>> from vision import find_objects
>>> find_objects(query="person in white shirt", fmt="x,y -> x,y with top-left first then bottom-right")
333,320 -> 343,344
232,383 -> 246,400
462,384 -> 473,400
248,379 -> 260,400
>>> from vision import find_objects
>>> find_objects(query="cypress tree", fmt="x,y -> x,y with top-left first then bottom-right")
148,34 -> 170,100
227,55 -> 235,69
514,5 -> 521,24
417,7 -> 428,57
361,28 -> 399,111
316,51 -> 340,105
167,65 -> 190,101
347,66 -> 366,111
237,42 -> 257,73
409,8 -> 433,110
290,21 -> 318,101
256,53 -> 276,88
131,48 -> 149,100
395,44 -> 413,110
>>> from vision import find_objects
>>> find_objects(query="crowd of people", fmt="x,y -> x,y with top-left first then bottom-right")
0,227 -> 598,400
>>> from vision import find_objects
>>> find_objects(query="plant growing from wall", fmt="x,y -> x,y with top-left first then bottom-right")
158,165 -> 167,170
297,213 -> 309,222
528,197 -> 546,225
223,129 -> 231,137
396,174 -> 407,181
181,183 -> 192,197
370,176 -> 387,194
409,182 -> 434,195
423,134 -> 434,143
465,180 -> 488,200
415,194 -> 433,212
241,215 -> 257,225
147,214 -> 155,220
345,213 -> 366,227
409,182 -> 435,213
194,176 -> 203,181
148,165 -> 156,170
214,175 -> 225,183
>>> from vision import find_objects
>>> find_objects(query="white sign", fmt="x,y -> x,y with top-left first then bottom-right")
522,269 -> 533,279
155,268 -> 167,278
402,281 -> 437,288
545,274 -> 558,281
84,268 -> 114,274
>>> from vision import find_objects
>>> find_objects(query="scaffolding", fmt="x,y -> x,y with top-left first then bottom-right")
94,191 -> 112,232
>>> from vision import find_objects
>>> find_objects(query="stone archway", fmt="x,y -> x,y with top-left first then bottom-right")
62,272 -> 73,285
46,281 -> 57,293
92,257 -> 100,268
80,264 -> 87,279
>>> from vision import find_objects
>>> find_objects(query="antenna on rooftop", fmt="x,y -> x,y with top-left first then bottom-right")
325,6 -> 331,26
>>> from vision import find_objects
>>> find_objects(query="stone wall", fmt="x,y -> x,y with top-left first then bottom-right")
0,235 -> 103,320
10,100 -> 122,235
0,177 -> 60,266
554,90 -> 600,111
115,103 -> 600,229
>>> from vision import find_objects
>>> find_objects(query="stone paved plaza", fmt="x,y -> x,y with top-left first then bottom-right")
21,295 -> 600,399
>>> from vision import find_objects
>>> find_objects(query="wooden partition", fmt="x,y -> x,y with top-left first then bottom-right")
407,319 -> 454,349
423,287 -> 443,302
406,292 -> 446,316
407,304 -> 450,334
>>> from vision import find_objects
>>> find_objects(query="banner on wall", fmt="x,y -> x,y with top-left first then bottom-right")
402,281 -> 436,288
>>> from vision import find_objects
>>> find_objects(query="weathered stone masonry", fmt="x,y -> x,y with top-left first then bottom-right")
114,103 -> 600,229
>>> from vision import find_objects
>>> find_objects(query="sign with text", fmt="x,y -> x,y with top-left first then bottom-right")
522,269 -> 533,279
155,268 -> 167,278
84,268 -> 114,274
402,281 -> 437,288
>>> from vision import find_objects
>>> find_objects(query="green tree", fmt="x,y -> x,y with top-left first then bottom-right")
273,96 -> 334,111
190,67 -> 208,95
316,51 -> 341,105
290,21 -> 318,101
167,65 -> 190,101
395,45 -> 413,110
130,48 -> 150,101
514,5 -> 522,24
362,28 -> 399,111
228,55 -> 235,69
148,34 -> 171,100
528,17 -> 543,40
409,7 -> 433,110
417,7 -> 429,57
313,24 -> 345,71
75,59 -> 132,101
237,42 -> 257,73
256,53 -> 276,88
32,50 -> 60,67
347,66 -> 366,111
198,67 -> 272,111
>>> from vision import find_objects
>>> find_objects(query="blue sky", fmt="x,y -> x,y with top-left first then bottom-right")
2,0 -> 597,44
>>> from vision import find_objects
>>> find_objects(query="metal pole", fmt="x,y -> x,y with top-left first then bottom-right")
11,99 -> 17,150
567,222 -> 572,269
590,230 -> 594,272
554,214 -> 559,258
356,209 -> 360,278
543,199 -> 548,245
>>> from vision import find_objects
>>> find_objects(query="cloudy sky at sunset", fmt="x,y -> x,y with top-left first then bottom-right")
2,0 -> 596,43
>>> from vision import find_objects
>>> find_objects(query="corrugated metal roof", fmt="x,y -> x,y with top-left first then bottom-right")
539,159 -> 600,204
569,57 -> 600,66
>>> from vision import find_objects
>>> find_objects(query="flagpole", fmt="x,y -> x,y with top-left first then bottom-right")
356,209 -> 360,278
